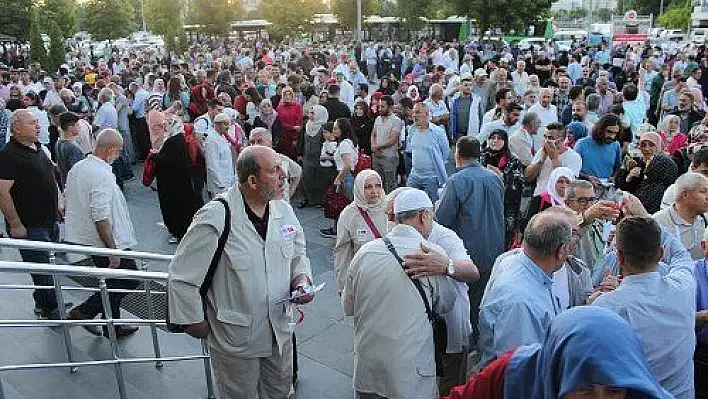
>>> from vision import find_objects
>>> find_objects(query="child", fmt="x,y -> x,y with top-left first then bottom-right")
319,122 -> 337,168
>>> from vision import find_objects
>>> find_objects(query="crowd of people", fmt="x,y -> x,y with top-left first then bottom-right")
1,34 -> 708,398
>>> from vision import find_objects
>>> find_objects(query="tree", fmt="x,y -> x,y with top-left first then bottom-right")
394,0 -> 431,29
332,0 -> 379,29
186,0 -> 239,37
47,20 -> 65,72
658,0 -> 692,29
83,0 -> 135,41
626,0 -> 661,16
145,0 -> 186,51
28,11 -> 48,68
452,0 -> 552,38
261,0 -> 324,40
41,0 -> 77,39
0,0 -> 32,41
597,7 -> 614,22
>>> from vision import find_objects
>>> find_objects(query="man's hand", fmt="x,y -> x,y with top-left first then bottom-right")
9,224 -> 27,239
585,200 -> 620,222
184,320 -> 210,339
620,193 -> 649,218
626,167 -> 642,182
403,242 -> 448,279
543,141 -> 558,160
108,256 -> 121,269
597,274 -> 621,292
697,310 -> 708,325
291,274 -> 314,304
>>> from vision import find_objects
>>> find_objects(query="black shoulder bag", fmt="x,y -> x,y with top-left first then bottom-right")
382,237 -> 447,376
166,197 -> 231,333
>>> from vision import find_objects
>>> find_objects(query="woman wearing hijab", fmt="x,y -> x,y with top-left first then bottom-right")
333,170 -> 387,294
407,85 -> 421,102
154,117 -> 202,242
565,121 -> 588,149
351,100 -> 375,155
657,114 -> 686,156
615,131 -> 678,214
148,78 -> 166,111
148,98 -> 169,152
521,166 -> 575,234
480,129 -> 525,249
299,105 -> 331,208
443,306 -> 672,399
253,98 -> 284,150
276,86 -> 304,160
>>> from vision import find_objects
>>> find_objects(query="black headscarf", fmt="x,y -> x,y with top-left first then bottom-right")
483,129 -> 510,168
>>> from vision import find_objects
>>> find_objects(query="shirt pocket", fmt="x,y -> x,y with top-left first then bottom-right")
281,240 -> 294,259
215,308 -> 252,347
225,251 -> 251,270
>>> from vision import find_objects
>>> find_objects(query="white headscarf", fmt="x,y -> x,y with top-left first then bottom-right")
306,105 -> 328,137
354,169 -> 386,212
546,167 -> 575,206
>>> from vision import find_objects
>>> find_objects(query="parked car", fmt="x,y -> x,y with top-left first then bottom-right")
518,37 -> 547,51
692,28 -> 708,44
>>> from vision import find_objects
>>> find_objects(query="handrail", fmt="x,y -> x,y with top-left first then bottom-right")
0,238 -> 174,262
0,257 -> 215,399
0,261 -> 167,280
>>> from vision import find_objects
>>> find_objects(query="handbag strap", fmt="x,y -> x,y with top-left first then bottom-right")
357,207 -> 382,239
382,237 -> 434,322
198,197 -> 231,297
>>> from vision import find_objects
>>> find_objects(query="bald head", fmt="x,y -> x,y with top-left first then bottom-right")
237,145 -> 277,184
10,109 -> 39,144
523,207 -> 575,258
249,127 -> 273,148
95,128 -> 123,150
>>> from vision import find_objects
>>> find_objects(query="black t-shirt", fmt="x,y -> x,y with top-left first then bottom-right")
535,58 -> 552,85
0,139 -> 58,228
244,199 -> 270,241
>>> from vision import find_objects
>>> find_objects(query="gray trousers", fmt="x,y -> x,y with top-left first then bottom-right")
373,153 -> 399,194
210,339 -> 293,399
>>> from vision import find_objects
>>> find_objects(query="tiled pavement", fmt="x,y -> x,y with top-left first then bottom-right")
0,176 -> 356,398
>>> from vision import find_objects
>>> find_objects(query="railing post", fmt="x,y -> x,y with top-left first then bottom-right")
201,340 -> 215,399
141,259 -> 163,368
0,373 -> 6,399
99,278 -> 127,399
53,276 -> 78,373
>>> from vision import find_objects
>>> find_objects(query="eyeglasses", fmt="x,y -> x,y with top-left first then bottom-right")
567,196 -> 596,206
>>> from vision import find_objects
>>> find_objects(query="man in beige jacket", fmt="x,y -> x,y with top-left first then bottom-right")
342,189 -> 457,399
168,146 -> 313,399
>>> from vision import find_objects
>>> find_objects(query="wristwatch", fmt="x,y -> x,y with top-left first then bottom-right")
446,258 -> 455,277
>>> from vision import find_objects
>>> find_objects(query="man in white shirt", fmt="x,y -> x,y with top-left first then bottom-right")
527,88 -> 558,133
64,129 -> 139,338
423,83 -> 449,128
509,111 -> 543,166
194,99 -> 225,140
511,60 -> 529,100
524,122 -> 582,195
205,113 -> 236,197
336,71 -> 355,111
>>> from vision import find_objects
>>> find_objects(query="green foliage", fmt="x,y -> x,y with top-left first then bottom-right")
394,0 -> 430,29
83,0 -> 136,41
261,0 -> 324,40
47,20 -> 65,72
657,0 -> 691,29
145,0 -> 186,51
596,8 -> 614,22
626,0 -> 661,17
186,0 -> 239,37
0,0 -> 32,41
28,11 -> 48,68
332,0 -> 380,29
41,0 -> 77,39
451,0 -> 552,37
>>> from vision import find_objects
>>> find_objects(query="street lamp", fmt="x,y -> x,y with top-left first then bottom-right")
356,0 -> 362,42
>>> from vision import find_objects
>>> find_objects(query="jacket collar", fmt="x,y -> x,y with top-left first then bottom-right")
229,185 -> 284,222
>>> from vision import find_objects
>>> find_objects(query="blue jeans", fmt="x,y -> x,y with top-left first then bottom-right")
16,225 -> 60,310
407,173 -> 440,203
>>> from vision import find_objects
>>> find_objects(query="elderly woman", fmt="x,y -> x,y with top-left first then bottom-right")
333,169 -> 387,294
253,98 -> 284,152
299,105 -> 331,208
480,129 -> 525,248
443,307 -> 671,399
616,131 -> 678,214
277,86 -> 304,160
154,117 -> 201,242
148,78 -> 166,111
521,167 -> 575,234
658,114 -> 686,155
564,121 -> 588,149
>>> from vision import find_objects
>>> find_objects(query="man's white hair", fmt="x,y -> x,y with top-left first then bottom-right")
675,172 -> 708,201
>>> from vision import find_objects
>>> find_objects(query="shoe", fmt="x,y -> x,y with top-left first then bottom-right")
297,200 -> 309,209
104,325 -> 139,339
319,228 -> 337,238
68,308 -> 103,336
34,302 -> 74,318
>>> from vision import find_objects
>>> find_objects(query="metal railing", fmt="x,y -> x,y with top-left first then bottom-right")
0,238 -> 215,399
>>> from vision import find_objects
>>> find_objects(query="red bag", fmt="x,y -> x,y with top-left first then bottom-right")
323,184 -> 351,219
184,123 -> 205,169
355,151 -> 372,175
142,150 -> 157,187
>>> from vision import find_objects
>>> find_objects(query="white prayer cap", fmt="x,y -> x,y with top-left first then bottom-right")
394,189 -> 433,214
